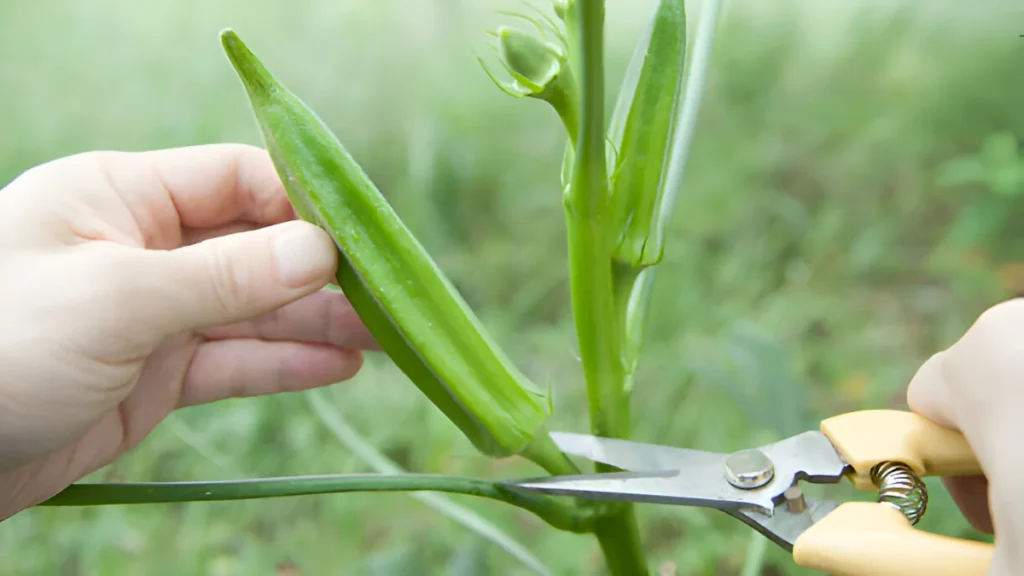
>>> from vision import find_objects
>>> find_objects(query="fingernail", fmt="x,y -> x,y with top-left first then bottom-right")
274,222 -> 335,287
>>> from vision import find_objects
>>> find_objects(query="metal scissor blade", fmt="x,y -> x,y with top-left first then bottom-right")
508,461 -> 776,516
510,431 -> 850,517
548,431 -> 723,471
730,497 -> 840,552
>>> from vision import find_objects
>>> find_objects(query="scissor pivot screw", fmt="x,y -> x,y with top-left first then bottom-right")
724,449 -> 774,489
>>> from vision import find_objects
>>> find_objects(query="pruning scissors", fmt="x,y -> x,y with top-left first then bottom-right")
506,410 -> 994,576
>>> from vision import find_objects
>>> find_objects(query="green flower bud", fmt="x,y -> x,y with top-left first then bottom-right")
498,26 -> 563,94
480,23 -> 579,141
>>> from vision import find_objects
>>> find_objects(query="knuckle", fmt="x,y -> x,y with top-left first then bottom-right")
936,299 -> 1024,415
201,243 -> 251,319
973,298 -> 1024,334
956,299 -> 1024,361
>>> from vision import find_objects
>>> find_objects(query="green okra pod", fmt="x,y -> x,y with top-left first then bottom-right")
220,30 -> 572,472
607,0 -> 687,268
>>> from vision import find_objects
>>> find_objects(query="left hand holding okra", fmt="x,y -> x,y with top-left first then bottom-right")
0,144 -> 377,519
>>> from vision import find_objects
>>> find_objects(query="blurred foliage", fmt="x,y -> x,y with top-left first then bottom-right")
0,0 -> 1022,574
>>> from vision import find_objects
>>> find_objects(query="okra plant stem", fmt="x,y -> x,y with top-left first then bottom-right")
566,1 -> 648,574
567,0 -> 625,443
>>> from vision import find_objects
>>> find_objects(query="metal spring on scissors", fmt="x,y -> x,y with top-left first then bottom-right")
870,461 -> 928,525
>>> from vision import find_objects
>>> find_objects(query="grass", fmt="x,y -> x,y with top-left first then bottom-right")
1,0 -> 1022,573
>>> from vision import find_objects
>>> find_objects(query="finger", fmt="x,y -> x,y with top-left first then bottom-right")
181,221 -> 261,246
200,289 -> 379,351
942,475 -> 994,534
905,351 -> 958,429
56,142 -> 296,248
116,144 -> 296,229
178,339 -> 363,407
120,219 -> 338,344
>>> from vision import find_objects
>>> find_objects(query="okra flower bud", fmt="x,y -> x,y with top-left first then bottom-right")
481,24 -> 579,141
608,0 -> 687,267
220,30 -> 572,472
499,26 -> 561,94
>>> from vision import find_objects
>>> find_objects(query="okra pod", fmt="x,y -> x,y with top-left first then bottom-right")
607,0 -> 687,268
220,30 -> 563,464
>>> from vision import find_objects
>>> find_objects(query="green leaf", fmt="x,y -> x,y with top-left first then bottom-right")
979,132 -> 1024,197
935,155 -> 986,188
937,132 -> 1024,197
944,194 -> 1010,249
219,29 -> 565,466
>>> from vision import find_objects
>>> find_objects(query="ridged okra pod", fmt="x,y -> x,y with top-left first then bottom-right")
219,30 -> 573,473
608,0 -> 687,268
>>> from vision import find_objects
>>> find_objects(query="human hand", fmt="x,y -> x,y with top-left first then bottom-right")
0,144 -> 377,518
907,298 -> 1024,575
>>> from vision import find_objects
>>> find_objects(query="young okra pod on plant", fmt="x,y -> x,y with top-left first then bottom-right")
219,30 -> 575,475
608,0 -> 687,268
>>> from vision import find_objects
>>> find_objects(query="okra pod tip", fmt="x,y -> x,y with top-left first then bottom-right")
217,26 -> 567,468
220,29 -> 276,102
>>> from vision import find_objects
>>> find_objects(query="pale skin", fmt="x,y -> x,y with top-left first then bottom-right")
0,144 -> 378,519
907,297 -> 1023,575
0,144 -> 1017,572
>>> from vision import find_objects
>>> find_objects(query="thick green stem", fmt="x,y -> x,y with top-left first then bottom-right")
565,1 -> 649,574
523,430 -> 583,476
40,474 -> 595,534
593,510 -> 648,576
567,0 -> 626,442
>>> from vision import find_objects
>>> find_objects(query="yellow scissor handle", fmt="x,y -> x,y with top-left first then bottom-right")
793,502 -> 993,576
791,409 -> 993,575
819,409 -> 981,491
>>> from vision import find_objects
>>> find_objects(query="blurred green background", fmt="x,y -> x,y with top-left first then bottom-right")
1,0 -> 1022,574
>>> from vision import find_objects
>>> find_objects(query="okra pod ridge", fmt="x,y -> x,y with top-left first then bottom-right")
220,29 -> 556,461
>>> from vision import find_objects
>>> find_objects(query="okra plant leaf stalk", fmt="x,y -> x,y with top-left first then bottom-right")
42,474 -> 595,533
219,29 -> 576,477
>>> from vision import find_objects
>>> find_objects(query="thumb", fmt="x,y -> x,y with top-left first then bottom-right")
135,220 -> 338,339
905,300 -> 1024,567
